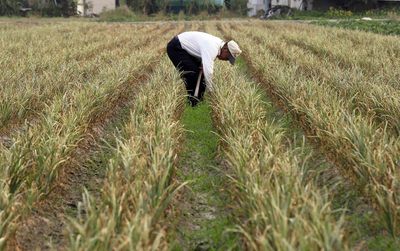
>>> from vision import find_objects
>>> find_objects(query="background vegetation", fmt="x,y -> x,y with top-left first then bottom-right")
0,0 -> 76,16
0,0 -> 248,17
0,0 -> 399,20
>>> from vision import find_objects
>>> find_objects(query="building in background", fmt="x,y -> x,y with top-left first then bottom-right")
247,0 -> 266,16
270,0 -> 311,9
77,0 -> 116,16
247,0 -> 311,16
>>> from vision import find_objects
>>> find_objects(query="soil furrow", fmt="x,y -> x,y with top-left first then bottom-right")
11,24 -> 183,251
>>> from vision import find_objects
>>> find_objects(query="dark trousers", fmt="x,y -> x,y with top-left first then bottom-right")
167,36 -> 206,106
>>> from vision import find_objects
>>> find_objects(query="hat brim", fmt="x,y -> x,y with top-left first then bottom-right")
228,53 -> 235,65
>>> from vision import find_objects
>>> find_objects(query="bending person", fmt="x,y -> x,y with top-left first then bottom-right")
167,31 -> 242,106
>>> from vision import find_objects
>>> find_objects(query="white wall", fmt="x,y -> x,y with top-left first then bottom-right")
77,0 -> 116,16
247,0 -> 266,16
271,0 -> 308,9
247,0 -> 312,15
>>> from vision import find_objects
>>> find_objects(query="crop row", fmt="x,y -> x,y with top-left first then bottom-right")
0,23 -> 182,250
209,56 -> 346,250
259,21 -> 400,78
223,22 -> 400,236
235,24 -> 400,135
254,21 -> 400,91
203,23 -> 346,250
67,57 -> 186,251
0,23 -> 164,133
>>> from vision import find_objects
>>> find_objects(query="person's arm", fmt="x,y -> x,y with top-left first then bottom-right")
200,47 -> 217,92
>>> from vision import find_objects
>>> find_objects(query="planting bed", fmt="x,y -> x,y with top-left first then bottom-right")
0,19 -> 399,250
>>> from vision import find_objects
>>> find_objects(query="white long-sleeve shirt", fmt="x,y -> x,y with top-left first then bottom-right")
177,31 -> 225,91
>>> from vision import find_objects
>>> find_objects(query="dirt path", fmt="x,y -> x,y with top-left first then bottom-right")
170,103 -> 238,250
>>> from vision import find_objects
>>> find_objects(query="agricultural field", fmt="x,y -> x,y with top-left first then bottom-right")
0,19 -> 399,250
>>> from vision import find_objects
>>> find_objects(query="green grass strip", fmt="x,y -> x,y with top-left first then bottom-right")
171,102 -> 238,251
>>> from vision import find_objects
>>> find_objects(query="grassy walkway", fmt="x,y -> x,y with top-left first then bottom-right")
171,102 -> 238,250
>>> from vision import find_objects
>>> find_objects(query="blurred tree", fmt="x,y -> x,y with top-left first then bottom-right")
340,0 -> 378,10
21,0 -> 77,16
59,0 -> 76,16
186,0 -> 199,14
225,0 -> 247,14
125,0 -> 158,14
0,0 -> 20,15
155,0 -> 169,12
126,0 -> 230,15
0,0 -> 251,16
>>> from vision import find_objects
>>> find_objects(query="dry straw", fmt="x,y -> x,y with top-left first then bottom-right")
224,21 -> 400,237
0,23 -> 181,249
210,62 -> 347,250
67,58 -> 186,250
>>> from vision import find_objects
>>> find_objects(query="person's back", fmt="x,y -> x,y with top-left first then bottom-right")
177,31 -> 223,59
